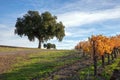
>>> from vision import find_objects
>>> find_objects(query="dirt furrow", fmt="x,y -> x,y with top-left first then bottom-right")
46,57 -> 92,80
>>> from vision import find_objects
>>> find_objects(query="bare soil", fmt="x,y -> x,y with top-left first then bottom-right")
45,56 -> 92,80
0,49 -> 44,74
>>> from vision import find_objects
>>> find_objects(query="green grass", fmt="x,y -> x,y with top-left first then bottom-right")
2,47 -> 119,80
77,56 -> 120,80
100,57 -> 120,80
0,48 -> 80,80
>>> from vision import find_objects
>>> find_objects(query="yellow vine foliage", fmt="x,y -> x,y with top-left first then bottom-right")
75,34 -> 120,56
89,35 -> 106,55
80,41 -> 91,54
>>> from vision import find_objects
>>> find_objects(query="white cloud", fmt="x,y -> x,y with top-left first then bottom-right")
55,0 -> 120,13
57,7 -> 120,27
110,32 -> 120,36
0,24 -> 14,38
65,31 -> 72,36
0,24 -> 38,48
0,24 -> 7,29
53,40 -> 79,49
65,28 -> 95,38
56,38 -> 89,49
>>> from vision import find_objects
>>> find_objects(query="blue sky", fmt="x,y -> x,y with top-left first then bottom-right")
0,0 -> 120,49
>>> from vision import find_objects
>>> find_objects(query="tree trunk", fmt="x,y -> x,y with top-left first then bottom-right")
118,49 -> 120,54
38,39 -> 41,49
114,49 -> 117,58
111,50 -> 114,61
101,55 -> 104,68
93,41 -> 97,76
107,53 -> 110,64
83,52 -> 85,57
116,48 -> 119,55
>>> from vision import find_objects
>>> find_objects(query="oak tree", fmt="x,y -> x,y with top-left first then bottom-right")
15,11 -> 65,48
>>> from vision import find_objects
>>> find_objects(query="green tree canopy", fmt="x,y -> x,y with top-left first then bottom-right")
43,43 -> 56,49
15,10 -> 65,48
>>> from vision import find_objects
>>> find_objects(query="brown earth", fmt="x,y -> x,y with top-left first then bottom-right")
0,49 -> 52,74
44,56 -> 92,80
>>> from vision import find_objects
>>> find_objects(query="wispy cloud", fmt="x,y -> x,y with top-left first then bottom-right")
47,39 -> 80,49
0,24 -> 38,47
57,7 -> 120,27
0,24 -> 14,38
65,28 -> 95,38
